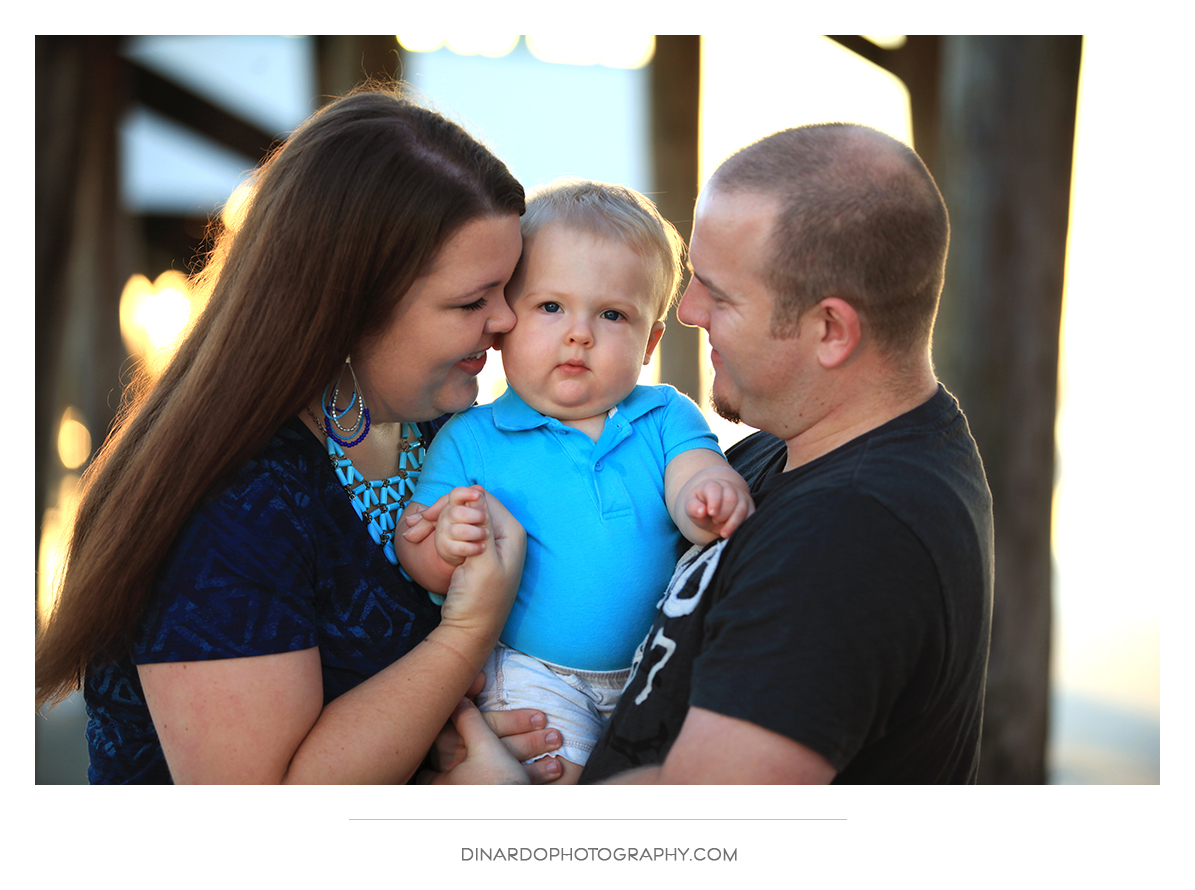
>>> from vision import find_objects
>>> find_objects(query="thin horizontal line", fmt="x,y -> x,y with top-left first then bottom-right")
349,817 -> 846,822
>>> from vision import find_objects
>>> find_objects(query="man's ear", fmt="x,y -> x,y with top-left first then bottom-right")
643,320 -> 666,364
815,297 -> 861,369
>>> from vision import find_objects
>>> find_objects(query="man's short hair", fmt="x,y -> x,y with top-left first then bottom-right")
520,178 -> 686,322
712,123 -> 949,354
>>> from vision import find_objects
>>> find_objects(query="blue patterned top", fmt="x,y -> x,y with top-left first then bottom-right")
83,417 -> 444,784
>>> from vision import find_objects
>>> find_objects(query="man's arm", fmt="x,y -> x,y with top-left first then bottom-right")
601,706 -> 837,784
416,704 -> 836,785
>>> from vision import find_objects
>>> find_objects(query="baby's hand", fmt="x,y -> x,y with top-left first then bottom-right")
686,475 -> 755,540
430,485 -> 490,567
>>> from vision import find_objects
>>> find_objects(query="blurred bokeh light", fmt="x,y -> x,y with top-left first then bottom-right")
119,270 -> 202,378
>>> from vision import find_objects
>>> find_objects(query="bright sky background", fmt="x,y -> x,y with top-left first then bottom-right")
1051,35 -> 1173,723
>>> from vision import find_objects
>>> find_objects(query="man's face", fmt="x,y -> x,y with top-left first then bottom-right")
677,186 -> 813,434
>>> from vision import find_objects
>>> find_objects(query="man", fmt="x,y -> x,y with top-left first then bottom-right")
425,123 -> 994,785
578,122 -> 994,784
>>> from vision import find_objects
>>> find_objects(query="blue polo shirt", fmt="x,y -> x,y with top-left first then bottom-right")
413,384 -> 721,670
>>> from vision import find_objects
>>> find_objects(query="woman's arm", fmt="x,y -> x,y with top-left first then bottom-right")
138,489 -> 525,784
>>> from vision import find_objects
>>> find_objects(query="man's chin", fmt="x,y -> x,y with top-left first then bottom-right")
711,391 -> 742,425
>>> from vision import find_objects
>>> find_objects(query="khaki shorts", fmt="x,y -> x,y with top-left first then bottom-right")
477,643 -> 632,766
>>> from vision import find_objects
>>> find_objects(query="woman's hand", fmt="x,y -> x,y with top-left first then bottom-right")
418,698 -> 562,784
434,488 -> 525,646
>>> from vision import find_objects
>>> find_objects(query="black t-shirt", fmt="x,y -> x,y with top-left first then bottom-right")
581,385 -> 994,784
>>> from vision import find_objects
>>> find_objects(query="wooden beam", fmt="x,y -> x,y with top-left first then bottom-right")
650,35 -> 704,404
36,37 -> 134,530
129,59 -> 280,160
825,36 -> 941,177
316,36 -> 405,101
933,35 -> 1083,783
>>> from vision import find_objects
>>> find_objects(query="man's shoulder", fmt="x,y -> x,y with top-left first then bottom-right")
726,430 -> 787,489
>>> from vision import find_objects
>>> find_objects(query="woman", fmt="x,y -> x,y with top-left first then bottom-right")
35,88 -> 561,783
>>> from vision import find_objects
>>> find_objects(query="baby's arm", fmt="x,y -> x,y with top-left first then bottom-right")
396,486 -> 490,595
665,449 -> 755,545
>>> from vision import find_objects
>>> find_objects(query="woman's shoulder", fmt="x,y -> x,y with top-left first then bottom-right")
212,417 -> 327,503
137,420 -> 334,664
171,417 -> 334,567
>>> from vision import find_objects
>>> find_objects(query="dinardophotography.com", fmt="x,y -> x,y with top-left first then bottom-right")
461,847 -> 738,862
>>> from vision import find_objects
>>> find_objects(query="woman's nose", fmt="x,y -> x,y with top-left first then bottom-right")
485,297 -> 516,334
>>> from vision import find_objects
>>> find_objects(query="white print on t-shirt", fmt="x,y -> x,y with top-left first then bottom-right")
633,627 -> 676,705
630,539 -> 727,706
661,540 -> 725,618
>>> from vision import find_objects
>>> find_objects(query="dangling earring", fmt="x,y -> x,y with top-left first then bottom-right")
322,356 -> 371,448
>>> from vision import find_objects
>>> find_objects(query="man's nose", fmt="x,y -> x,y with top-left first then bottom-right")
677,280 -> 708,329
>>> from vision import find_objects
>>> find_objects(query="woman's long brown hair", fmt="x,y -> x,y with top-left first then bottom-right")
35,87 -> 525,707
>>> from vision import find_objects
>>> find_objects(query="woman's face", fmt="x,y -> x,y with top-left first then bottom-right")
353,213 -> 522,423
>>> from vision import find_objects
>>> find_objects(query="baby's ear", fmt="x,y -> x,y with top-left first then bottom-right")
643,320 -> 666,364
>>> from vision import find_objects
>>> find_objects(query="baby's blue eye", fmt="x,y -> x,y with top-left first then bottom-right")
541,302 -> 562,313
601,309 -> 625,322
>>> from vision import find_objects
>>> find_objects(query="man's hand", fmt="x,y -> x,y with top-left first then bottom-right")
419,698 -> 564,784
426,672 -> 565,784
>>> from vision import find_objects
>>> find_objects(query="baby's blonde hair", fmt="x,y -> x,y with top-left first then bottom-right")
520,178 -> 686,322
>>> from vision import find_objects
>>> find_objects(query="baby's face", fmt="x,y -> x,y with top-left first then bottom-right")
500,224 -> 664,427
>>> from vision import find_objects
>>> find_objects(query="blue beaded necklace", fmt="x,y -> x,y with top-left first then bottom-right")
308,406 -> 425,565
